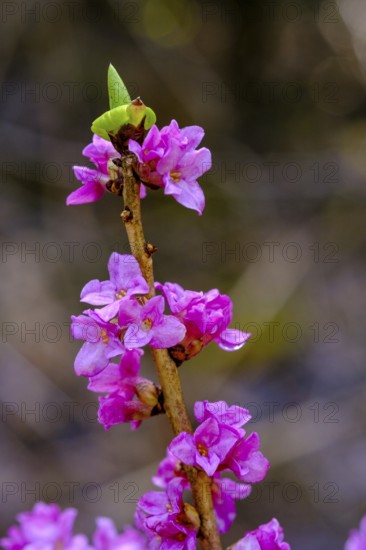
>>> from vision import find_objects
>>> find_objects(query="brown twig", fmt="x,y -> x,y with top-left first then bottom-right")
121,154 -> 222,550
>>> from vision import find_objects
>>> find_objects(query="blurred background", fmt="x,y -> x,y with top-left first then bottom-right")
1,0 -> 366,548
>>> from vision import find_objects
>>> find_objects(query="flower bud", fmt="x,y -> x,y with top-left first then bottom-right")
180,503 -> 201,531
135,380 -> 159,407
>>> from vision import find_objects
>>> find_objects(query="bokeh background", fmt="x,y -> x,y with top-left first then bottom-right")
1,0 -> 366,548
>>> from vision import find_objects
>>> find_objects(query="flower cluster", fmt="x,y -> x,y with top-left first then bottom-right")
129,119 -> 211,215
156,281 -> 251,363
67,120 -> 211,215
168,400 -> 269,482
87,350 -> 164,430
71,253 -> 249,430
71,253 -> 185,378
135,478 -> 200,549
136,400 -> 269,540
0,502 -> 147,550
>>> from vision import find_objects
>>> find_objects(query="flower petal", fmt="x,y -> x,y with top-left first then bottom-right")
107,253 -> 148,295
168,178 -> 205,215
149,315 -> 186,348
168,433 -> 196,466
215,329 -> 251,351
118,298 -> 141,327
124,325 -> 152,349
66,180 -> 105,205
74,341 -> 109,377
80,280 -> 116,306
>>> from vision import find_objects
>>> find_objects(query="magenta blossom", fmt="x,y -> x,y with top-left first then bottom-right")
194,400 -> 252,430
90,372 -> 162,431
98,391 -> 156,430
152,452 -> 189,490
118,295 -> 186,350
169,400 -> 269,481
80,253 -> 149,321
135,478 -> 200,549
88,349 -> 143,388
156,144 -> 210,215
0,502 -> 91,550
221,432 -> 270,483
160,119 -> 205,151
128,125 -> 165,168
71,310 -> 123,376
345,516 -> 366,550
156,282 -> 250,362
231,519 -> 290,549
212,474 -> 251,535
168,416 -> 239,476
129,120 -> 211,215
152,452 -> 251,536
87,350 -> 163,430
67,134 -> 119,205
93,518 -> 147,549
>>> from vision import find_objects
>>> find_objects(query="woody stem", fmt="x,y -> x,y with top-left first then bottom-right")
120,154 -> 222,550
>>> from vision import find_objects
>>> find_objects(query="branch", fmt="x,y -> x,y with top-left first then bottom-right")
121,154 -> 222,550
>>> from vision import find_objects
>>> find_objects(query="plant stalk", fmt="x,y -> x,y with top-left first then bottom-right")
121,154 -> 222,550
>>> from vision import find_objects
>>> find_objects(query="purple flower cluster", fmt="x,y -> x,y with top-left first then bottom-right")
66,120 -> 211,215
71,253 -> 249,430
135,478 -> 200,549
136,400 -> 269,539
129,119 -> 211,215
71,254 -> 185,379
0,502 -> 147,550
231,519 -> 290,549
156,282 -> 251,362
87,350 -> 163,430
345,516 -> 366,550
169,400 -> 269,481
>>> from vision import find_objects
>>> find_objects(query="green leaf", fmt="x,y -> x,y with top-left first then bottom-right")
108,63 -> 131,109
91,100 -> 157,141
144,107 -> 157,129
126,100 -> 157,129
91,105 -> 130,140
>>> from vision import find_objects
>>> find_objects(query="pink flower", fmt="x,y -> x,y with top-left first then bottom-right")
135,478 -> 199,549
67,135 -> 119,205
0,502 -> 92,550
80,253 -> 149,321
129,120 -> 211,215
212,474 -> 251,534
168,416 -> 239,476
231,519 -> 290,549
86,350 -> 163,430
345,516 -> 366,550
169,400 -> 269,481
194,400 -> 252,430
152,453 -> 250,534
118,295 -> 186,350
71,310 -> 124,376
156,282 -> 250,362
221,432 -> 270,483
152,453 -> 189,490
